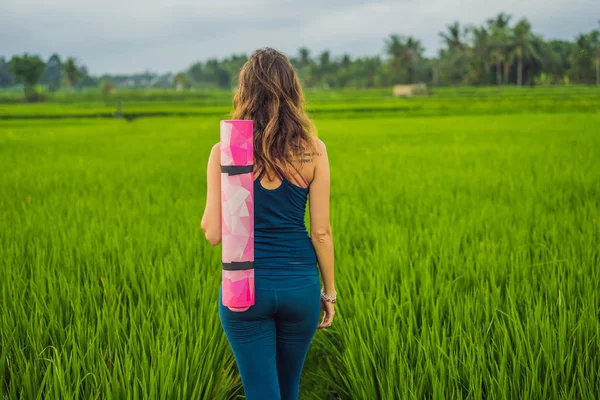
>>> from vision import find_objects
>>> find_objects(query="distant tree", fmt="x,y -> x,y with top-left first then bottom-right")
347,56 -> 381,87
0,57 -> 15,87
568,27 -> 600,85
469,25 -> 491,84
9,54 -> 46,101
334,53 -> 352,88
290,47 -> 312,85
221,54 -> 248,87
77,65 -> 98,87
488,13 -> 512,85
521,36 -> 551,85
311,50 -> 332,87
511,18 -> 538,86
318,51 -> 331,72
541,40 -> 574,83
205,59 -> 231,88
174,72 -> 190,90
591,28 -> 600,85
63,57 -> 83,89
298,47 -> 311,68
174,16 -> 600,89
341,53 -> 351,71
404,37 -> 425,83
438,23 -> 469,85
362,56 -> 382,88
384,34 -> 404,83
439,21 -> 467,51
188,62 -> 203,84
42,53 -> 63,91
385,34 -> 424,83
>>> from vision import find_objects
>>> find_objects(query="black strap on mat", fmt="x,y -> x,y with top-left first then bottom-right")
221,165 -> 253,176
222,261 -> 254,271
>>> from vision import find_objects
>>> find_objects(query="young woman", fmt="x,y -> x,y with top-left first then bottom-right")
200,47 -> 336,400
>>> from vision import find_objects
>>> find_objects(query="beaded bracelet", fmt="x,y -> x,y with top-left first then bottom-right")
320,288 -> 337,303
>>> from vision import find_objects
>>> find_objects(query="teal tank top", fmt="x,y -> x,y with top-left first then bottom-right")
253,167 -> 318,279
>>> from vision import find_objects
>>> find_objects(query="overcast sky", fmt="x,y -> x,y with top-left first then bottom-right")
1,0 -> 598,75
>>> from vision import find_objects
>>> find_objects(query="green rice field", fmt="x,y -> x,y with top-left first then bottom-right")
1,88 -> 600,399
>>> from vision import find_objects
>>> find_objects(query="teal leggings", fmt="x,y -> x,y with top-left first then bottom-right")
218,275 -> 321,400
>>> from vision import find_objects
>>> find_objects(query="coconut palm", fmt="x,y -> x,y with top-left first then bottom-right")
385,34 -> 424,83
511,18 -> 539,86
469,25 -> 491,83
439,22 -> 470,84
488,13 -> 512,85
439,21 -> 467,51
385,34 -> 406,83
404,37 -> 425,83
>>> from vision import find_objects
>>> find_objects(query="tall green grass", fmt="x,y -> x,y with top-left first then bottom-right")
1,113 -> 599,399
304,115 -> 600,399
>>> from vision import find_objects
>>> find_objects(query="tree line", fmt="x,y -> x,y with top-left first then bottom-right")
1,14 -> 599,101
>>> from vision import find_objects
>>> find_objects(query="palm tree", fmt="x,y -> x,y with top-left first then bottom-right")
470,25 -> 491,83
488,13 -> 512,85
439,23 -> 469,84
385,34 -> 424,83
404,37 -> 424,83
439,21 -> 467,51
512,18 -> 538,86
318,50 -> 331,84
385,34 -> 404,78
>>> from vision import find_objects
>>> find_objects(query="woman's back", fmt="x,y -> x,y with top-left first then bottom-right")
253,168 -> 318,276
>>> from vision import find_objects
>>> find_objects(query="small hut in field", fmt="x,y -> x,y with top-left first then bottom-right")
393,83 -> 428,97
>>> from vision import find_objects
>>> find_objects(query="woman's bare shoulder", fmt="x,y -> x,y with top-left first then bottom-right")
295,137 -> 326,186
314,137 -> 327,154
297,137 -> 326,162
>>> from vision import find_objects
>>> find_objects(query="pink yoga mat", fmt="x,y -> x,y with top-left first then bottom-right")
220,120 -> 255,312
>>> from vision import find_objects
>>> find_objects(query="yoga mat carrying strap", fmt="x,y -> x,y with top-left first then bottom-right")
222,261 -> 254,271
220,165 -> 253,175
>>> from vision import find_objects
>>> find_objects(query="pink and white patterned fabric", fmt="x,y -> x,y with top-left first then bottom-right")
220,120 -> 255,311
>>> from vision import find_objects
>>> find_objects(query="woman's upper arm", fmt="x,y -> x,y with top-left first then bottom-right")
309,139 -> 331,237
201,143 -> 222,244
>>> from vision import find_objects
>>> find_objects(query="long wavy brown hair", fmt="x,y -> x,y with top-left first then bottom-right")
231,47 -> 317,185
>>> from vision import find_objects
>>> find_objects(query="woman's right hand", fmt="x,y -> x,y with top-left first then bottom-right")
317,298 -> 335,330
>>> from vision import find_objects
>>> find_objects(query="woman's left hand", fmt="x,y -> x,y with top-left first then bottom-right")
317,298 -> 335,330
